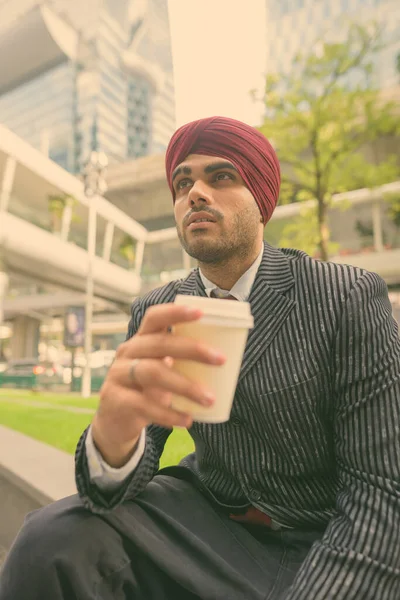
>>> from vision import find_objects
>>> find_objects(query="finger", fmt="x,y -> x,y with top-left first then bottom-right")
115,359 -> 215,406
137,360 -> 215,406
143,388 -> 194,429
134,397 -> 193,429
100,384 -> 192,429
145,387 -> 172,408
138,304 -> 203,335
122,333 -> 226,365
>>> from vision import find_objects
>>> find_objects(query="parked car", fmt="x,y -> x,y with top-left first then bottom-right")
0,359 -> 64,391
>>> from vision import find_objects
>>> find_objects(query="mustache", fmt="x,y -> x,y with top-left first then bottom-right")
183,208 -> 223,227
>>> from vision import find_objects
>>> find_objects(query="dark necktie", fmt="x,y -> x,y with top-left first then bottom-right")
210,289 -> 237,301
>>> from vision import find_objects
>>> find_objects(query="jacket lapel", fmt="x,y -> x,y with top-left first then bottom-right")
174,244 -> 296,383
238,243 -> 296,382
176,268 -> 207,298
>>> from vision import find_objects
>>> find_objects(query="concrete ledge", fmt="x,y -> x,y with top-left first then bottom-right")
0,425 -> 77,558
0,425 -> 77,505
0,472 -> 41,555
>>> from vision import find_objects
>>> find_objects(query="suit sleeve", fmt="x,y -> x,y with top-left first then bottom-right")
75,297 -> 173,514
284,271 -> 400,600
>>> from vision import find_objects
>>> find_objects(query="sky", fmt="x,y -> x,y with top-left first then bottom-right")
167,0 -> 267,128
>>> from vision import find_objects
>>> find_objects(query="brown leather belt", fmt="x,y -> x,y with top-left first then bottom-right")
229,506 -> 288,531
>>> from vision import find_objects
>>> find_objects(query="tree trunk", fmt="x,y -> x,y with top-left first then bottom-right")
317,198 -> 330,261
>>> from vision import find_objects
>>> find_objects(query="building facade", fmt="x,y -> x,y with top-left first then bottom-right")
265,0 -> 399,88
0,0 -> 176,173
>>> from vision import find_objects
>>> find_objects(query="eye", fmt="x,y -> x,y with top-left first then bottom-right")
176,178 -> 192,191
214,172 -> 234,182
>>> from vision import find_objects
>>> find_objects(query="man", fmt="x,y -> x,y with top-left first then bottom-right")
1,117 -> 399,600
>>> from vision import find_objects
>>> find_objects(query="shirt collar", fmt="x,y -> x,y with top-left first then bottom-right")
199,245 -> 264,302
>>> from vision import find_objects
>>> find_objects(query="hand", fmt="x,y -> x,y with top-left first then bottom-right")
91,303 -> 226,467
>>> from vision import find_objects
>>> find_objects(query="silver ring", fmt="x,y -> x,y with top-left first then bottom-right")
128,359 -> 141,385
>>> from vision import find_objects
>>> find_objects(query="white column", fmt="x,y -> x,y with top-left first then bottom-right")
134,241 -> 145,276
372,201 -> 384,253
102,222 -> 115,261
82,201 -> 97,398
0,156 -> 16,327
60,201 -> 73,242
0,271 -> 9,326
81,150 -> 108,398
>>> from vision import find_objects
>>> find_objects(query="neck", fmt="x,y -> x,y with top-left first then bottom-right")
198,242 -> 263,290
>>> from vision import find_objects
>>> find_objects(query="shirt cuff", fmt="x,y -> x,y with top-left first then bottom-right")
85,425 -> 146,492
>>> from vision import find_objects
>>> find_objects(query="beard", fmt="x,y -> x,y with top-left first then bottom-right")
177,204 -> 261,265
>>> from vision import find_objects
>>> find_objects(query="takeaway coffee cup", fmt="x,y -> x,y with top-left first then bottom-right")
170,295 -> 254,423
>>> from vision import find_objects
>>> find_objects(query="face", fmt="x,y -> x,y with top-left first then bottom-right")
173,154 -> 263,264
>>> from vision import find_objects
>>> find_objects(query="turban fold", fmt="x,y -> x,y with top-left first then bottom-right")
165,116 -> 280,225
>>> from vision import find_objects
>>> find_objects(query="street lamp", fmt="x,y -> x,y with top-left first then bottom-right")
81,151 -> 108,398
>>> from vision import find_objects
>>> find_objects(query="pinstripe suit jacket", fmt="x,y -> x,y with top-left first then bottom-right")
76,243 -> 400,599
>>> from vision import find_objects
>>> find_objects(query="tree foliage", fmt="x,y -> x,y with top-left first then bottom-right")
257,22 -> 399,260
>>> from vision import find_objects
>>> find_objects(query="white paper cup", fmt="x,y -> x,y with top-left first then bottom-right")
170,295 -> 254,423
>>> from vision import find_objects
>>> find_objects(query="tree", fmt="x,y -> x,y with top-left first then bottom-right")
257,22 -> 399,261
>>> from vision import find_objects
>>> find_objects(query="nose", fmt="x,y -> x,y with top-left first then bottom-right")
187,180 -> 213,208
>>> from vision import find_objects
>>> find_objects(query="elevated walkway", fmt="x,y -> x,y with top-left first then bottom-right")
0,123 -> 179,316
2,211 -> 140,307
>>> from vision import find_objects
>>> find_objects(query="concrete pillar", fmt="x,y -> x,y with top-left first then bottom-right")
372,201 -> 384,253
0,156 -> 16,327
102,222 -> 114,260
134,241 -> 145,276
0,271 -> 9,326
60,201 -> 73,242
10,316 -> 41,360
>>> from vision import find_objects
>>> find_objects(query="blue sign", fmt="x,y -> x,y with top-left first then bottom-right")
64,306 -> 85,348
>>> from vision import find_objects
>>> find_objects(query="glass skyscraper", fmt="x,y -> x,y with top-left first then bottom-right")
0,0 -> 176,173
265,0 -> 399,88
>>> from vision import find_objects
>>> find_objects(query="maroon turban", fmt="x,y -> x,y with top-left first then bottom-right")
165,116 -> 280,225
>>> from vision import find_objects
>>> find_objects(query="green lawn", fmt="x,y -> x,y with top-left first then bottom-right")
0,401 -> 92,455
0,392 -> 194,467
0,389 -> 98,410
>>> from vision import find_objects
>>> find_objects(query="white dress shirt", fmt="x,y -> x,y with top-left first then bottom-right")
86,245 -> 264,491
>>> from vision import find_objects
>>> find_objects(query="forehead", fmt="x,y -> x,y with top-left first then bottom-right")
175,154 -> 234,170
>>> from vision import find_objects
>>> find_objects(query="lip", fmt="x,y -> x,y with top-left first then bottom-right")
186,212 -> 217,228
188,221 -> 216,231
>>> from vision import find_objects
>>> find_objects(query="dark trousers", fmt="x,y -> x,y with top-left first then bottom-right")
0,475 -> 324,599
